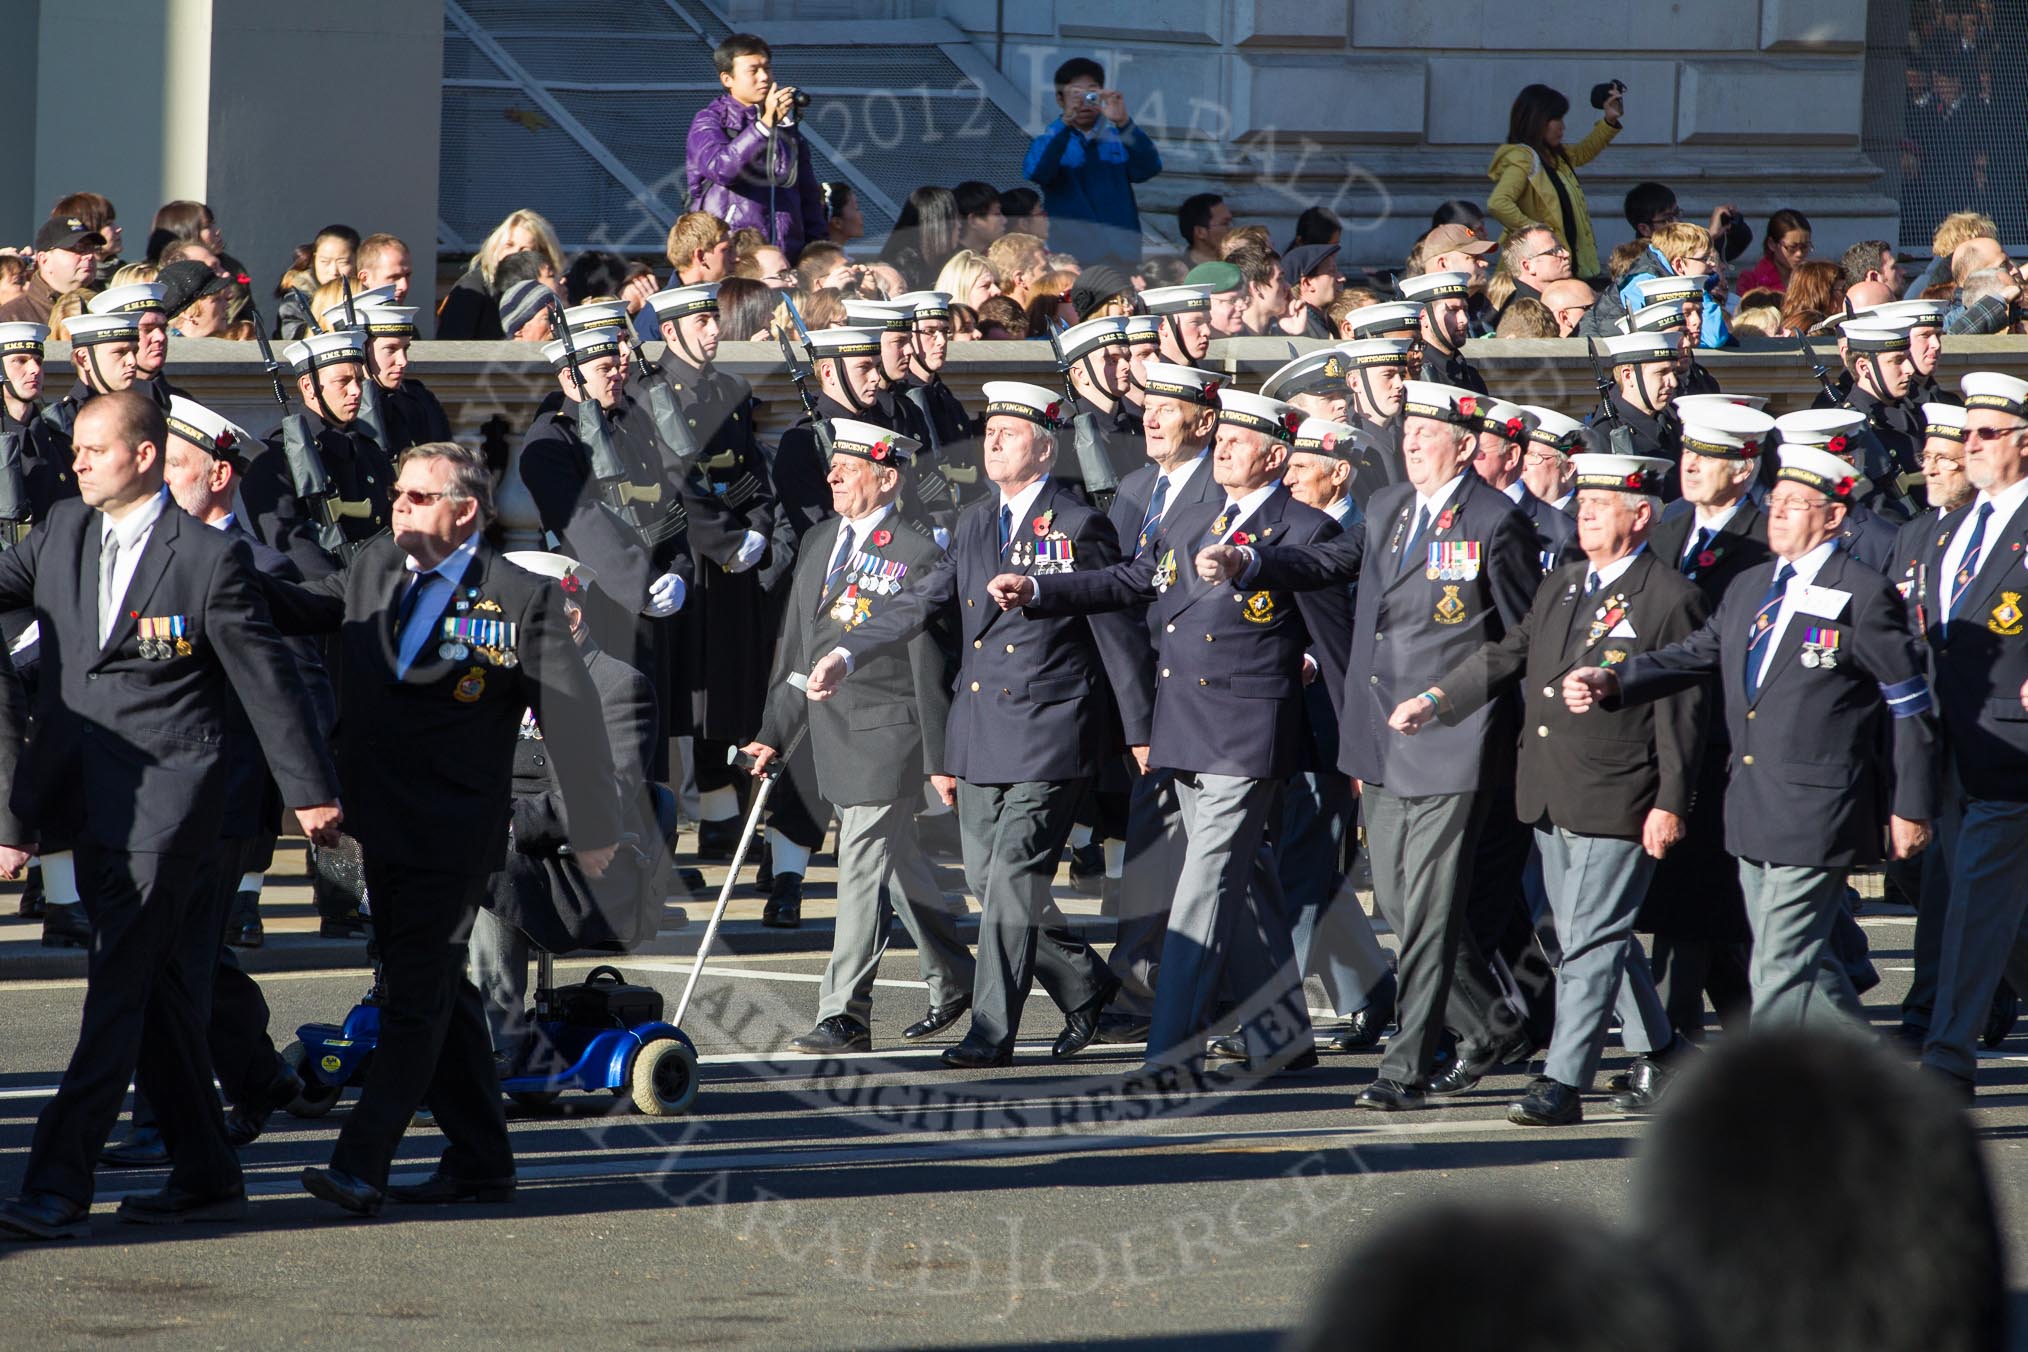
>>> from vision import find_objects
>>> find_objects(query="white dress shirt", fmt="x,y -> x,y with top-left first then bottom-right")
1941,474 -> 2028,618
996,476 -> 1051,552
1582,544 -> 1645,595
98,488 -> 168,645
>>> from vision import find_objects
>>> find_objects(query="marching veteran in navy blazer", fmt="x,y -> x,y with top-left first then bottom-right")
1195,380 -> 1541,1111
807,382 -> 1154,1069
1565,443 -> 1937,1036
994,390 -> 1354,1073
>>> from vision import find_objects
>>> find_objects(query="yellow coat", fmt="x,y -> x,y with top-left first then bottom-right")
1486,118 -> 1621,280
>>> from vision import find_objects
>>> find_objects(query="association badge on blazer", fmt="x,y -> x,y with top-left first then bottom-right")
1990,592 -> 2024,637
1241,590 -> 1276,623
1434,585 -> 1467,625
453,667 -> 487,703
137,615 -> 191,660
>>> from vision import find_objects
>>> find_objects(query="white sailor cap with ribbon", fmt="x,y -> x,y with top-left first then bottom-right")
89,282 -> 166,317
0,322 -> 48,356
541,320 -> 624,367
1137,362 -> 1222,407
1400,379 -> 1480,427
1631,274 -> 1704,307
805,325 -> 884,359
1057,316 -> 1129,364
503,549 -> 600,594
1473,397 -> 1538,444
645,283 -> 720,321
1139,284 -> 1212,316
285,328 -> 368,374
1837,315 -> 1912,353
1775,445 -> 1860,499
1261,348 -> 1350,401
1336,337 -> 1416,369
1344,302 -> 1425,340
1216,388 -> 1302,443
1960,371 -> 2028,420
1776,407 -> 1867,454
165,395 -> 254,465
1601,330 -> 1679,366
1673,392 -> 1771,415
843,299 -> 912,333
1397,271 -> 1470,303
1622,301 -> 1688,334
829,417 -> 917,467
1862,298 -> 1947,330
1679,405 -> 1775,461
564,301 -> 631,335
1522,405 -> 1587,454
1922,402 -> 1969,442
891,290 -> 953,323
1292,416 -> 1359,462
980,380 -> 1066,429
1570,452 -> 1671,495
65,312 -> 139,347
355,305 -> 419,339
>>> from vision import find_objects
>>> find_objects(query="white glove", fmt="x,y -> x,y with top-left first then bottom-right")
725,529 -> 767,573
642,571 -> 687,617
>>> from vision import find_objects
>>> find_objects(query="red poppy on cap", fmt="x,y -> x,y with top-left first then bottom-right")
1828,435 -> 1849,454
559,574 -> 581,595
1742,439 -> 1760,458
1834,475 -> 1855,496
1504,416 -> 1524,439
1281,410 -> 1303,433
1457,395 -> 1478,418
1625,471 -> 1644,487
1044,401 -> 1062,422
869,440 -> 889,461
214,430 -> 233,453
1202,379 -> 1221,400
871,528 -> 891,547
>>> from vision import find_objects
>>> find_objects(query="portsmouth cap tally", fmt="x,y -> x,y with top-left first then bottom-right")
806,325 -> 884,359
829,417 -> 917,466
1337,337 -> 1415,369
1216,388 -> 1302,444
1571,452 -> 1670,494
1137,362 -> 1222,407
356,305 -> 419,339
979,380 -> 1067,429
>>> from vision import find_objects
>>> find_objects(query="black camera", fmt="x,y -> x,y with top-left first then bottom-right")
790,89 -> 812,110
1590,79 -> 1626,110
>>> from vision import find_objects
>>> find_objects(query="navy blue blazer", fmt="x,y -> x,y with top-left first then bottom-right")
1904,498 -> 2028,802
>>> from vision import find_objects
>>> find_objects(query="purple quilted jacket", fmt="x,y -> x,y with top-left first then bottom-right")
683,93 -> 828,256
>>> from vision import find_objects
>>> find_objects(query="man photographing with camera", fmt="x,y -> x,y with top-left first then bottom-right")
684,33 -> 828,257
1023,57 -> 1162,270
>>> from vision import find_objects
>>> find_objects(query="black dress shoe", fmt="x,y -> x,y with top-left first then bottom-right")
1328,976 -> 1397,1052
1508,1076 -> 1583,1126
1985,982 -> 2020,1050
1052,975 -> 1120,1058
40,902 -> 89,949
1065,843 -> 1104,897
901,997 -> 970,1040
319,916 -> 368,939
941,1038 -> 1013,1069
386,1172 -> 516,1205
1889,1022 -> 1928,1053
790,1015 -> 871,1054
675,866 -> 708,894
1094,1012 -> 1152,1044
228,921 -> 264,949
225,1063 -> 306,1147
1232,1046 -> 1320,1076
1608,1057 -> 1676,1113
761,872 -> 802,929
0,1191 -> 90,1240
1356,1078 -> 1426,1112
694,818 -> 739,861
1427,1036 -> 1533,1097
116,1184 -> 248,1225
301,1166 -> 383,1218
100,1126 -> 170,1168
1205,1033 -> 1249,1062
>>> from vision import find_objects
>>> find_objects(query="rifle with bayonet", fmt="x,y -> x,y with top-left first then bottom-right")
551,298 -> 668,540
1584,337 -> 1636,457
776,294 -> 835,462
247,291 -> 354,558
1048,320 -> 1120,512
0,364 -> 35,546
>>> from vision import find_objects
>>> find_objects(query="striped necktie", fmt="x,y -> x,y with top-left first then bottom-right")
1945,502 -> 1993,620
1743,562 -> 1796,703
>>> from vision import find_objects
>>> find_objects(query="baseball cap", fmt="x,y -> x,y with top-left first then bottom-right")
35,216 -> 105,253
1423,224 -> 1496,258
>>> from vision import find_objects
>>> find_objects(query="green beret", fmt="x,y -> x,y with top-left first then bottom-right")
1183,261 -> 1244,295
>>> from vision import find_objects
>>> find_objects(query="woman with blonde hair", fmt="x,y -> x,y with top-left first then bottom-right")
437,209 -> 566,339
933,250 -> 1001,311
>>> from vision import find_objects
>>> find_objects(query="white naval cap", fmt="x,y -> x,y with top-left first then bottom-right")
804,325 -> 884,358
1961,371 -> 2028,419
64,312 -> 139,346
164,395 -> 255,465
1336,337 -> 1416,369
88,282 -> 166,316
891,290 -> 952,322
828,417 -> 918,466
503,550 -> 600,592
1138,284 -> 1212,315
1600,330 -> 1679,365
1679,405 -> 1774,461
356,305 -> 419,339
645,282 -> 720,320
1621,301 -> 1688,334
284,328 -> 368,373
1922,402 -> 1969,441
1775,407 -> 1867,451
1291,416 -> 1359,462
1215,387 -> 1301,443
979,380 -> 1067,429
0,322 -> 48,356
1630,274 -> 1703,307
1400,379 -> 1480,427
1471,396 -> 1538,444
1521,405 -> 1586,453
1259,347 -> 1350,402
1137,362 -> 1223,407
1672,392 -> 1771,414
1775,445 -> 1860,499
1396,270 -> 1470,303
1344,302 -> 1424,340
1570,452 -> 1670,495
1057,316 -> 1129,364
842,299 -> 911,332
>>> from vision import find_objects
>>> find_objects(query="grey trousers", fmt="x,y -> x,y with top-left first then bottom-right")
957,777 -> 1109,1051
817,800 -> 976,1026
1924,797 -> 2028,1085
1107,768 -> 1186,1015
1279,769 -> 1391,1015
1147,771 -> 1313,1064
1739,860 -> 1865,1031
1535,827 -> 1670,1089
1362,787 -> 1482,1086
